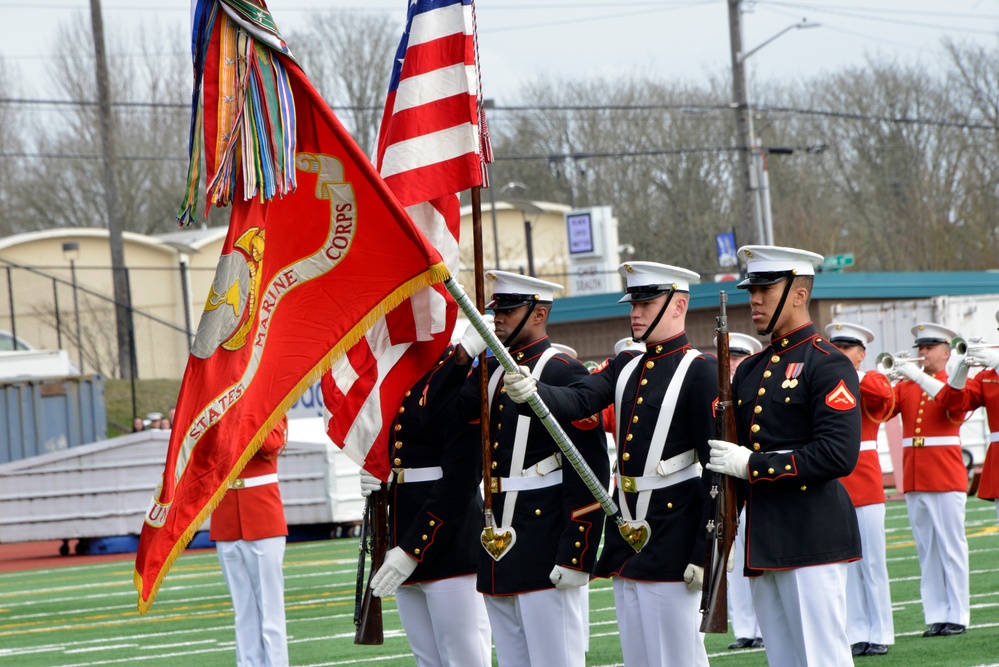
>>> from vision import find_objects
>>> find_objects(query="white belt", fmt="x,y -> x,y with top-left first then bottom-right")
392,466 -> 443,484
990,431 -> 999,444
619,449 -> 699,494
859,440 -> 878,452
229,473 -> 278,489
493,453 -> 563,493
902,436 -> 961,448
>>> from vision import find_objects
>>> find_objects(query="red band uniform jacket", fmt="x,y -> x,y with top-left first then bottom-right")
840,370 -> 895,507
732,323 -> 862,572
210,417 -> 289,542
937,368 -> 999,499
889,370 -> 968,493
429,337 -> 610,595
389,346 -> 483,583
531,332 -> 716,582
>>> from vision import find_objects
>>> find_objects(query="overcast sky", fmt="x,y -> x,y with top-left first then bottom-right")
1,0 -> 998,103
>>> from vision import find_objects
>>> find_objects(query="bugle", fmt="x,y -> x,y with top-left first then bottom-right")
875,350 -> 923,381
951,336 -> 999,368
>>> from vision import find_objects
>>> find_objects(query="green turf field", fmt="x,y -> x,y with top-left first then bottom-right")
1,497 -> 996,666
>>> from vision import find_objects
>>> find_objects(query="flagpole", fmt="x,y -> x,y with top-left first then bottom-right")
469,186 -> 503,548
444,276 -> 649,553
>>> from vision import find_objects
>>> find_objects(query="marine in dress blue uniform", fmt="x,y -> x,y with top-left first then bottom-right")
706,245 -> 862,667
363,345 -> 491,667
428,271 -> 609,667
505,262 -> 715,667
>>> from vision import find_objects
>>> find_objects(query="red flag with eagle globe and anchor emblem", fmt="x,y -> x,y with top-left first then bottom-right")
133,0 -> 448,613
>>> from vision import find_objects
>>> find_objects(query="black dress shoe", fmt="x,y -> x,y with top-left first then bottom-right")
940,623 -> 967,636
851,642 -> 869,656
864,643 -> 889,655
728,637 -> 754,649
923,622 -> 946,637
751,637 -> 765,649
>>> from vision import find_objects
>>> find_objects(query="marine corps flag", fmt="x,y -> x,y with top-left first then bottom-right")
134,0 -> 447,613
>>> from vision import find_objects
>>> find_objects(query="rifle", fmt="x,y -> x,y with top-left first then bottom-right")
353,485 -> 389,645
699,290 -> 740,633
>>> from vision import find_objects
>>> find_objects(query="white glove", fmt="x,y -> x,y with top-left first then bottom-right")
370,546 -> 418,597
969,346 -> 999,371
459,314 -> 494,358
683,563 -> 704,592
503,365 -> 537,403
359,469 -> 385,497
897,363 -> 944,398
706,439 -> 751,480
727,541 -> 736,573
948,354 -> 971,391
549,565 -> 589,589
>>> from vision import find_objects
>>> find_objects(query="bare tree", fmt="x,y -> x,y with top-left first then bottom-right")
289,11 -> 400,159
9,15 -> 190,234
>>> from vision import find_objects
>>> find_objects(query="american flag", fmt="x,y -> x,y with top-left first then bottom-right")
322,0 -> 489,478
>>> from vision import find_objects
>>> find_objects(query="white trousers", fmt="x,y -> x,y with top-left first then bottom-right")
750,563 -> 851,667
395,574 -> 491,667
485,587 -> 585,667
612,578 -> 709,667
905,491 -> 971,626
216,536 -> 289,667
846,503 -> 895,645
727,506 -> 760,640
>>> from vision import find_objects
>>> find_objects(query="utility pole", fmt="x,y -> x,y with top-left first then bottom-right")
89,0 -> 133,379
727,0 -> 762,246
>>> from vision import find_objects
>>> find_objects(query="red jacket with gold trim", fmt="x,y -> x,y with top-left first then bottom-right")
840,370 -> 894,507
936,368 -> 999,499
889,371 -> 968,493
209,417 -> 289,542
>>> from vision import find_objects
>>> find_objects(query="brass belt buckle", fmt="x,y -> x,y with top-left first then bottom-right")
913,436 -> 925,448
621,475 -> 637,494
490,478 -> 502,494
232,478 -> 245,489
392,467 -> 406,484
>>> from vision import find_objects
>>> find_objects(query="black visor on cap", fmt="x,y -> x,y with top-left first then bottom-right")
730,347 -> 752,357
830,336 -> 864,347
736,270 -> 794,290
486,293 -> 549,312
913,337 -> 948,347
617,284 -> 681,304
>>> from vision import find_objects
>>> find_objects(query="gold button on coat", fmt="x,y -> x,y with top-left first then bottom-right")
535,509 -> 541,516
751,424 -> 761,433
622,452 -> 631,461
393,457 -> 402,466
768,468 -> 775,474
646,360 -> 655,369
784,464 -> 791,471
763,370 -> 772,378
758,388 -> 766,396
771,355 -> 781,363
754,405 -> 762,414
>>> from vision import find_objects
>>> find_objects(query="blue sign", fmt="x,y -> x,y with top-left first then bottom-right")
716,232 -> 737,268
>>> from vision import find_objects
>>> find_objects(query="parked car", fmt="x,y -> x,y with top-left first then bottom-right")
0,330 -> 33,351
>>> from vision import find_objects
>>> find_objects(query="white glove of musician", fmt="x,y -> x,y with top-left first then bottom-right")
458,313 -> 494,358
370,546 -> 418,598
896,362 -> 944,398
706,439 -> 750,480
549,565 -> 589,589
968,346 -> 999,371
947,352 -> 971,391
359,469 -> 385,497
683,563 -> 704,592
503,366 -> 537,403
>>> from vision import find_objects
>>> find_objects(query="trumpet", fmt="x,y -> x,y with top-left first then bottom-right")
876,350 -> 924,381
950,336 -> 999,368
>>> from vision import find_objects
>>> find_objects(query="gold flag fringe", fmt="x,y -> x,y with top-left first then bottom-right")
135,262 -> 450,614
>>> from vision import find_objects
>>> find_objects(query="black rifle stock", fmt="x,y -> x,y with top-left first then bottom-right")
700,291 -> 739,633
354,486 -> 389,645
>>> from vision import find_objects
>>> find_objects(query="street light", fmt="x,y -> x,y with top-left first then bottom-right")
61,241 -> 83,372
732,16 -> 821,245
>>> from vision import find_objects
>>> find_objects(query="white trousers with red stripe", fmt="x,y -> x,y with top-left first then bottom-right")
395,574 -> 491,667
485,587 -> 585,667
905,490 -> 970,626
846,502 -> 895,645
612,578 -> 708,667
750,563 -> 850,667
216,537 -> 288,667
